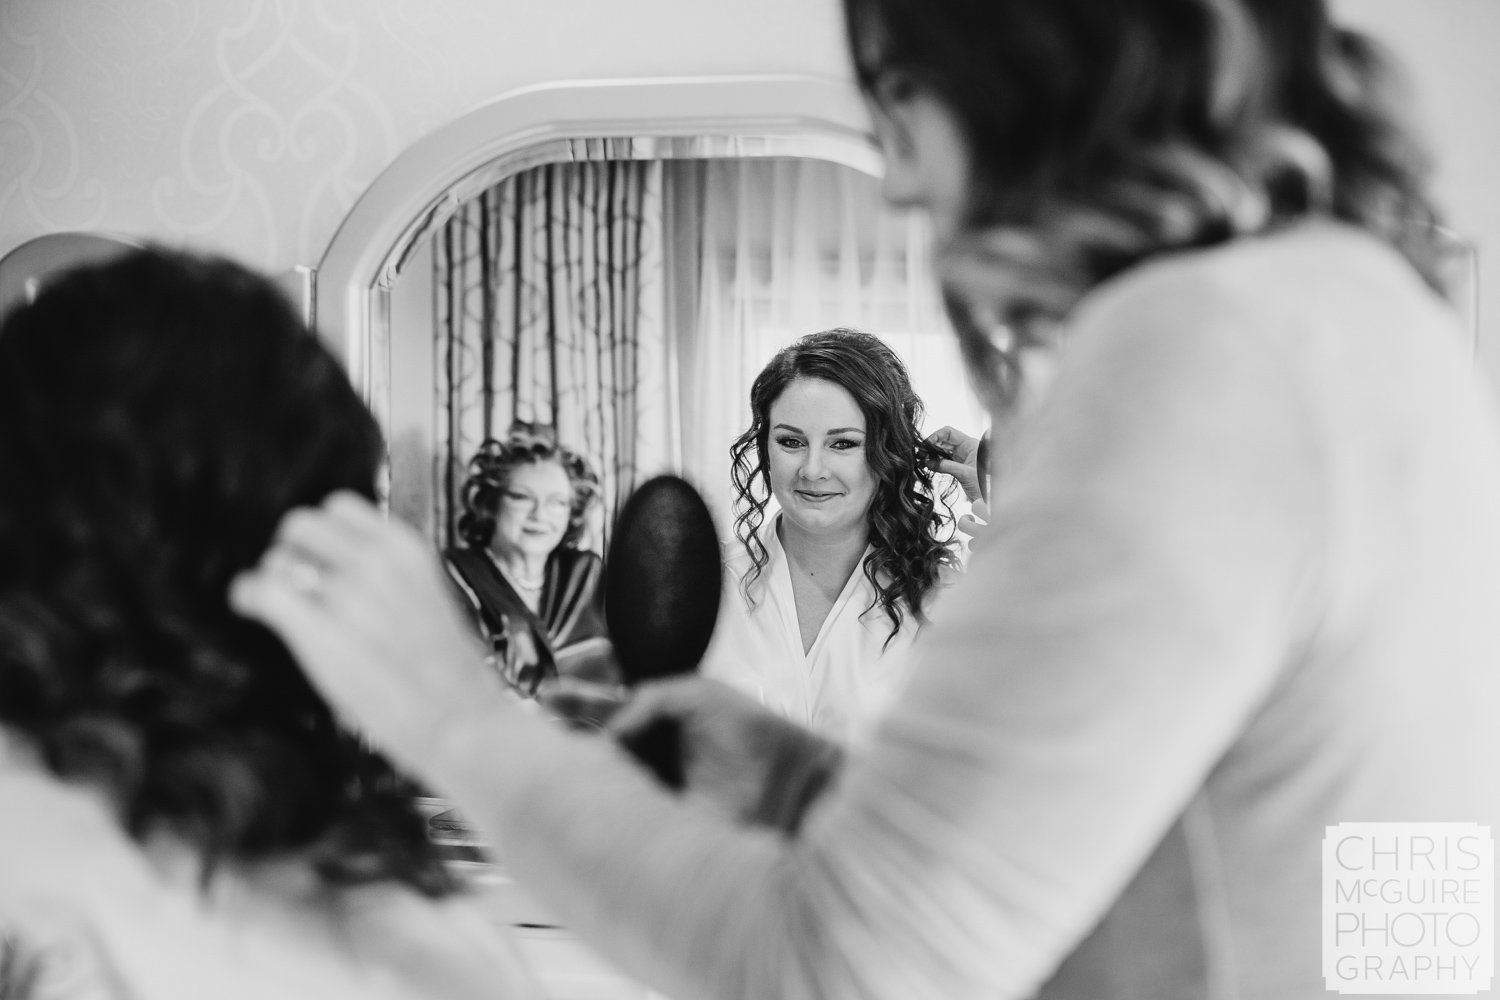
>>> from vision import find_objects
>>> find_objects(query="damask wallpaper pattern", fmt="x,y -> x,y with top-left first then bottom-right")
2,0 -> 1497,378
0,0 -> 850,276
2,1 -> 404,269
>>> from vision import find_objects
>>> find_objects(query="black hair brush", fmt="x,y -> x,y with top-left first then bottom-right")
604,474 -> 722,788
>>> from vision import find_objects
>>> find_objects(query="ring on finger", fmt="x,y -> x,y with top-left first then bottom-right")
284,557 -> 325,598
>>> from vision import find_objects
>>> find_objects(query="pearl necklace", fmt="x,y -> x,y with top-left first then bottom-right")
507,573 -> 545,593
490,553 -> 545,593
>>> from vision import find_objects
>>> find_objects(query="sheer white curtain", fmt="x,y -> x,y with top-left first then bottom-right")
678,157 -> 988,536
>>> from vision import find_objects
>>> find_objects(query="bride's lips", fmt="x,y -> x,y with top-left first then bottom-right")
795,490 -> 841,503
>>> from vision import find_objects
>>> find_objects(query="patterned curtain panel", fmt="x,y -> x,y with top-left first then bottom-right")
433,160 -> 670,552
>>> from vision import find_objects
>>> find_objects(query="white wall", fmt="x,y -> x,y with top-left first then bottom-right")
1332,0 -> 1500,380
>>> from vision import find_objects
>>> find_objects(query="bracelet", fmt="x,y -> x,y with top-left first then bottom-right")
753,734 -> 845,836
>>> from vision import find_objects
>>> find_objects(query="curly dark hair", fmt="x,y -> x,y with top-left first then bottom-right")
845,0 -> 1447,412
729,329 -> 960,646
0,247 -> 453,896
455,422 -> 601,551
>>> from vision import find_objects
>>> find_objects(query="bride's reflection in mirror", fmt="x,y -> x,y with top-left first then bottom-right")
387,155 -> 988,559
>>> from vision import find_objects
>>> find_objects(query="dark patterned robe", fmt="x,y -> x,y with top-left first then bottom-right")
443,547 -> 618,692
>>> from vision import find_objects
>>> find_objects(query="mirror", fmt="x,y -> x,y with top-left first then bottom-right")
387,154 -> 986,548
0,232 -> 145,319
0,231 -> 314,326
316,76 -> 881,423
317,75 -> 985,546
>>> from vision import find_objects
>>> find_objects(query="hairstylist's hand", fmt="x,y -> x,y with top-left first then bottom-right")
926,425 -> 996,550
958,498 -> 992,549
606,677 -> 842,833
538,676 -> 631,731
924,425 -> 984,501
229,491 -> 507,780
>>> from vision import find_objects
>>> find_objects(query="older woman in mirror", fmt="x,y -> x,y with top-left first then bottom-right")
702,328 -> 960,741
233,1 -> 1500,998
444,424 -> 616,695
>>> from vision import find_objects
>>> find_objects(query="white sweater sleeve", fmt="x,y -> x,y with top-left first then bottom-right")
432,269 -> 1326,1000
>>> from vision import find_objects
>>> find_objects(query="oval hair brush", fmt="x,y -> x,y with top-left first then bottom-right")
605,474 -> 722,788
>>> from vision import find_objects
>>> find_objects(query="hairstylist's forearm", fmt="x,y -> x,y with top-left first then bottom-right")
426,698 -> 827,1000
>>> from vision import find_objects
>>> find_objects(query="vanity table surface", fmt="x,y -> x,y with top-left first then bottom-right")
422,798 -> 663,1000
457,862 -> 656,1000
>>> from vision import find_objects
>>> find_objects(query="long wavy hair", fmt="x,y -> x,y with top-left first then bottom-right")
455,422 -> 600,551
844,0 -> 1446,412
729,329 -> 959,645
0,248 -> 452,896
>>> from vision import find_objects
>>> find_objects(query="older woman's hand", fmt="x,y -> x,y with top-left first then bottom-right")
229,491 -> 508,779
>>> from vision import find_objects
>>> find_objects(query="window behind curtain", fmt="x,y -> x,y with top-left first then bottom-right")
670,157 -> 987,537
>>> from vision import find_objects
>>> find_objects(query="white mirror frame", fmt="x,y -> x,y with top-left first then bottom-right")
314,74 -> 883,433
0,232 -> 145,319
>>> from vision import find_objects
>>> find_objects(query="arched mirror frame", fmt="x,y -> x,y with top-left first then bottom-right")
314,74 -> 884,437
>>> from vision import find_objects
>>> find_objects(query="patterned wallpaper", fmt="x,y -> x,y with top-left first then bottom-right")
0,0 -> 849,274
2,0 -> 1498,374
